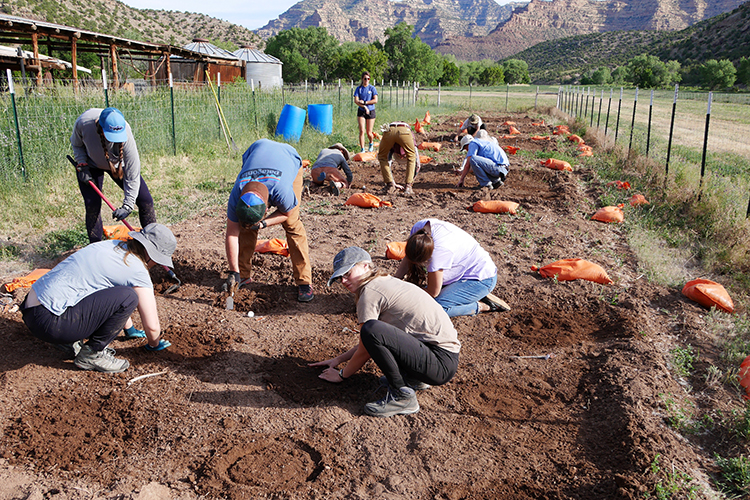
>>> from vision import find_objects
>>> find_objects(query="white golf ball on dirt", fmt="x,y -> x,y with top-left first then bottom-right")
247,311 -> 255,318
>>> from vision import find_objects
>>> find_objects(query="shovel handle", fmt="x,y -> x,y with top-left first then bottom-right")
67,155 -> 135,231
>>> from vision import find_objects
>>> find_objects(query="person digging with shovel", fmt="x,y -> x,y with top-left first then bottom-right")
225,139 -> 314,303
19,224 -> 176,373
71,107 -> 157,243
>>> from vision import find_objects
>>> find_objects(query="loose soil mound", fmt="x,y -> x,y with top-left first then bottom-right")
0,113 -> 736,499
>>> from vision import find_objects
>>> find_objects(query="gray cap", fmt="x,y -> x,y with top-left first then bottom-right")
327,246 -> 372,286
128,223 -> 177,268
460,134 -> 474,149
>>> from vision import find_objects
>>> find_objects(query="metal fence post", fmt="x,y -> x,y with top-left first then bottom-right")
597,89 -> 603,129
605,89 -> 613,136
614,87 -> 623,143
646,90 -> 654,158
438,82 -> 441,107
665,84 -> 679,186
102,71 -> 109,108
505,84 -> 509,112
698,92 -> 713,200
169,73 -> 176,156
628,87 -> 638,157
6,69 -> 25,177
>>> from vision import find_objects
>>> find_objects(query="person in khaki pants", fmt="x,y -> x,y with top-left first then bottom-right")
376,122 -> 420,196
224,139 -> 313,302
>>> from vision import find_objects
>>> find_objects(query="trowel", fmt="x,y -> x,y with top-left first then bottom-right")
226,281 -> 238,310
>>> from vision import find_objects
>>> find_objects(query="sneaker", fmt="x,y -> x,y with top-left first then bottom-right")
74,344 -> 129,373
403,185 -> 414,196
123,326 -> 146,339
368,143 -> 374,152
360,148 -> 366,153
364,386 -> 419,417
491,178 -> 504,189
480,293 -> 511,312
379,375 -> 430,391
329,182 -> 340,197
238,277 -> 253,289
297,284 -> 314,302
302,178 -> 312,197
53,340 -> 84,360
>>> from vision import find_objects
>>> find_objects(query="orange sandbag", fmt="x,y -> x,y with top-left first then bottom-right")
532,120 -> 545,126
568,134 -> 585,144
630,194 -> 649,206
738,355 -> 750,400
470,200 -> 519,215
344,193 -> 393,208
553,125 -> 570,135
352,152 -> 377,162
591,205 -> 625,224
508,126 -> 521,135
103,224 -> 140,241
541,158 -> 572,171
3,268 -> 51,292
414,119 -> 424,133
502,121 -> 516,126
423,111 -> 431,124
501,135 -> 516,140
682,279 -> 734,313
302,159 -> 311,168
386,241 -> 406,260
578,149 -> 593,157
502,145 -> 519,155
255,238 -> 290,257
606,180 -> 631,190
420,156 -> 433,164
531,259 -> 613,285
531,135 -> 551,141
418,142 -> 441,152
577,144 -> 592,152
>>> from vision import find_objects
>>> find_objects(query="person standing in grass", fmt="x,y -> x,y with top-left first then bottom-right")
353,71 -> 378,153
310,247 -> 460,417
20,224 -> 176,373
224,138 -> 314,303
71,107 -> 157,243
394,219 -> 509,317
310,143 -> 353,196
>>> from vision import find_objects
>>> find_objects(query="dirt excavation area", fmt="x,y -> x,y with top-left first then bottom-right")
0,113 -> 741,499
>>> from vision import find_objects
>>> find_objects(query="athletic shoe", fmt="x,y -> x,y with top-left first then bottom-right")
379,375 -> 431,391
329,182 -> 340,197
491,178 -> 504,189
403,185 -> 414,196
480,293 -> 511,312
74,344 -> 129,373
238,277 -> 253,289
53,340 -> 84,360
360,148 -> 366,153
368,143 -> 374,152
364,386 -> 419,417
123,326 -> 146,339
298,284 -> 314,302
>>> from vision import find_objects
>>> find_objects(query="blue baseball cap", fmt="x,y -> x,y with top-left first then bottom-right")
99,107 -> 127,142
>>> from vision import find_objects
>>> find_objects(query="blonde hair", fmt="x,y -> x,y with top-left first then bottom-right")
117,238 -> 149,266
353,264 -> 389,300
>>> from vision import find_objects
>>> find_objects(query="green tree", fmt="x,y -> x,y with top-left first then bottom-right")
611,66 -> 628,85
700,59 -> 737,89
337,44 -> 388,83
479,65 -> 504,86
458,59 -> 494,85
626,54 -> 680,88
438,58 -> 460,86
502,59 -> 530,84
738,57 -> 750,86
383,23 -> 443,85
591,67 -> 612,85
265,27 -> 340,83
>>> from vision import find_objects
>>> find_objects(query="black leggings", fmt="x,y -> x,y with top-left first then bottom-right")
22,286 -> 138,351
79,168 -> 157,243
360,319 -> 459,389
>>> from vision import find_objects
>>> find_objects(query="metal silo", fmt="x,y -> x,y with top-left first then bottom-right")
233,46 -> 283,90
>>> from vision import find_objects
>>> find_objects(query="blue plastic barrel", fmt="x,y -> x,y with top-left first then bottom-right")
307,104 -> 333,135
275,104 -> 306,142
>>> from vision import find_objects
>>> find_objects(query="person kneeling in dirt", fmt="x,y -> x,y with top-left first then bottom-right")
455,113 -> 486,141
309,247 -> 460,417
71,107 -> 157,244
310,143 -> 353,196
394,219 -> 509,317
225,138 -> 314,303
456,134 -> 509,190
377,121 -> 420,196
19,224 -> 176,373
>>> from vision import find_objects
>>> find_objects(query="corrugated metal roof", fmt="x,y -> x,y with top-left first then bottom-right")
232,47 -> 282,65
183,40 -> 238,59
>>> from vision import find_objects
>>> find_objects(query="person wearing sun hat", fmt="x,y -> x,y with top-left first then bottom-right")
456,134 -> 509,190
310,143 -> 353,196
19,223 -> 177,373
71,107 -> 157,243
225,138 -> 314,302
309,246 -> 460,417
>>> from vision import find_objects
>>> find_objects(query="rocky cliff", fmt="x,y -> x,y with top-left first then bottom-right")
433,0 -> 748,61
255,0 -> 521,47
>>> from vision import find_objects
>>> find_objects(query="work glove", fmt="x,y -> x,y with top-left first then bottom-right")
112,205 -> 132,221
76,163 -> 92,185
144,339 -> 171,351
223,271 -> 240,293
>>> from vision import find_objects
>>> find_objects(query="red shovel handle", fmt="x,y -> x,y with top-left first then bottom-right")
67,155 -> 134,231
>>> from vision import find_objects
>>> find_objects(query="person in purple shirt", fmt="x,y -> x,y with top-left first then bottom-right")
394,219 -> 510,317
353,71 -> 378,153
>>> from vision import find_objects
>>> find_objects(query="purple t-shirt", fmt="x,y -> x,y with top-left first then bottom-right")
410,219 -> 497,285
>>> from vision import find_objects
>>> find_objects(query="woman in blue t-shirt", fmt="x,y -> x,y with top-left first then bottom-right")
353,71 -> 378,153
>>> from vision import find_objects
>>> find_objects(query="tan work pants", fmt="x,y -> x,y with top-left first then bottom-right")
377,125 -> 417,185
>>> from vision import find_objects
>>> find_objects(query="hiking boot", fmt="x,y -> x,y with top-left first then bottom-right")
53,340 -> 84,360
480,293 -> 511,312
365,386 -> 419,417
297,284 -> 314,303
74,344 -> 129,373
379,375 -> 430,391
491,178 -> 504,189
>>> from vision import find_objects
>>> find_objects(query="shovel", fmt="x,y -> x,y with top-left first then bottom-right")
66,155 -> 182,294
225,280 -> 238,310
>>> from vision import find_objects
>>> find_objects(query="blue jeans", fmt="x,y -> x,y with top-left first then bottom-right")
470,156 -> 509,187
434,275 -> 497,317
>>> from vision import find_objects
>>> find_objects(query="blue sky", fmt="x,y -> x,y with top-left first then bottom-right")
120,0 -> 515,31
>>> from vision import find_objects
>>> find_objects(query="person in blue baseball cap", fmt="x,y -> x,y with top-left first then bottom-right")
71,107 -> 157,243
225,138 -> 314,303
